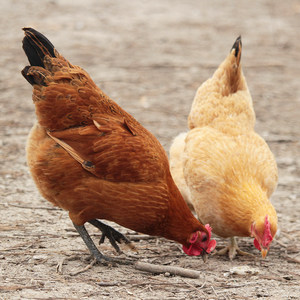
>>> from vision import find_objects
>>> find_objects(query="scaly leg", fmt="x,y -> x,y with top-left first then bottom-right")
88,219 -> 134,254
73,222 -> 110,263
73,222 -> 136,266
213,237 -> 255,260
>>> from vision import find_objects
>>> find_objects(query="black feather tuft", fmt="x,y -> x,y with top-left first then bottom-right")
21,66 -> 36,85
22,27 -> 56,68
231,36 -> 242,58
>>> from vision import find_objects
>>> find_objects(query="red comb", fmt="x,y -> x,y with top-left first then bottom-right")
205,224 -> 212,235
262,215 -> 273,247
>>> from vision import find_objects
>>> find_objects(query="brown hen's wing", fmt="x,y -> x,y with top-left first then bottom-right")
48,114 -> 168,183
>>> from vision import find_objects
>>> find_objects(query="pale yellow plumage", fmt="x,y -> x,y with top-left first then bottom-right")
170,37 -> 278,259
169,132 -> 193,210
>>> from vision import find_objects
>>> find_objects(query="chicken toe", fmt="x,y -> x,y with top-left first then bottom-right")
88,219 -> 134,254
213,237 -> 255,260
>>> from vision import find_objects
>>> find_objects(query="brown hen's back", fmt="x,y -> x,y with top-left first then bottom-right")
22,28 -> 209,256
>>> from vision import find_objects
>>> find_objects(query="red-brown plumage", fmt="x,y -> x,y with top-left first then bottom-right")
23,28 -> 216,258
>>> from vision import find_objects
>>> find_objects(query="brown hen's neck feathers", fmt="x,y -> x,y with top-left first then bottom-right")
160,174 -> 207,246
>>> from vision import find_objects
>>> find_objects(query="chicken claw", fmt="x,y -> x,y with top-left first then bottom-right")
88,219 -> 134,254
213,237 -> 255,261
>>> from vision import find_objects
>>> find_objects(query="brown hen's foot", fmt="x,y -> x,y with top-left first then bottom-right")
88,219 -> 135,254
73,222 -> 136,266
212,237 -> 255,261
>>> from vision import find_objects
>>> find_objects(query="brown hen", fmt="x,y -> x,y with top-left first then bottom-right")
22,28 -> 216,264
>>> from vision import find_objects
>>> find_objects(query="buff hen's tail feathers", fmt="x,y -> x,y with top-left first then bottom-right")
188,36 -> 255,131
231,35 -> 242,66
225,35 -> 243,95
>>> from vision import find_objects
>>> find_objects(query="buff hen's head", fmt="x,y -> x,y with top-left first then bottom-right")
251,215 -> 277,258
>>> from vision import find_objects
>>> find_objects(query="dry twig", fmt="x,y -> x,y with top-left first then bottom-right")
56,257 -> 66,274
285,255 -> 300,264
280,231 -> 296,241
128,234 -> 158,241
0,285 -> 39,291
96,282 -> 120,287
211,285 -> 218,296
7,203 -> 60,210
182,279 -> 206,295
69,258 -> 97,276
134,261 -> 200,278
273,239 -> 288,248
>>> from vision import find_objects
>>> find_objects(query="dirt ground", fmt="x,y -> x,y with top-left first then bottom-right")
1,0 -> 300,299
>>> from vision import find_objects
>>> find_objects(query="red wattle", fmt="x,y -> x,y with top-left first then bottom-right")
207,239 -> 217,253
254,238 -> 261,250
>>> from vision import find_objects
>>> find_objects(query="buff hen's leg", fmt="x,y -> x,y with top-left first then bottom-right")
88,219 -> 134,254
213,237 -> 255,260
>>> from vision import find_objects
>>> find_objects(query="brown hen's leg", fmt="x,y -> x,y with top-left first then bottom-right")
73,223 -> 110,263
88,219 -> 134,254
213,237 -> 255,260
73,222 -> 136,266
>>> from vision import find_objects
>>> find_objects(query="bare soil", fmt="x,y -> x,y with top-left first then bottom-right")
1,0 -> 299,299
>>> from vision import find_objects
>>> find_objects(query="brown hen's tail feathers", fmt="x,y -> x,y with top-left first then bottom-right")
231,36 -> 242,66
22,27 -> 56,67
21,28 -> 63,86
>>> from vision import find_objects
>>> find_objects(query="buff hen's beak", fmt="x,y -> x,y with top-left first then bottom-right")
261,248 -> 268,259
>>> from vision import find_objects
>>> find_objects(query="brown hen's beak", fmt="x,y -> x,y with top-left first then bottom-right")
201,252 -> 208,263
261,248 -> 268,259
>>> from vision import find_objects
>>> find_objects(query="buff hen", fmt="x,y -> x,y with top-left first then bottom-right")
170,37 -> 278,260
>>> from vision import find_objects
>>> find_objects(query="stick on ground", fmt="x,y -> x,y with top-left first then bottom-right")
69,258 -> 97,276
134,261 -> 200,278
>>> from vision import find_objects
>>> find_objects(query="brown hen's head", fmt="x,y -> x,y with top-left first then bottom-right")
251,215 -> 277,258
182,224 -> 216,259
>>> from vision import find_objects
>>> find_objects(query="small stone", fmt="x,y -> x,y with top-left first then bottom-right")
32,254 -> 48,260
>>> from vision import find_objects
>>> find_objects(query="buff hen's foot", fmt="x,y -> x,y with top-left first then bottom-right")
213,237 -> 255,260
